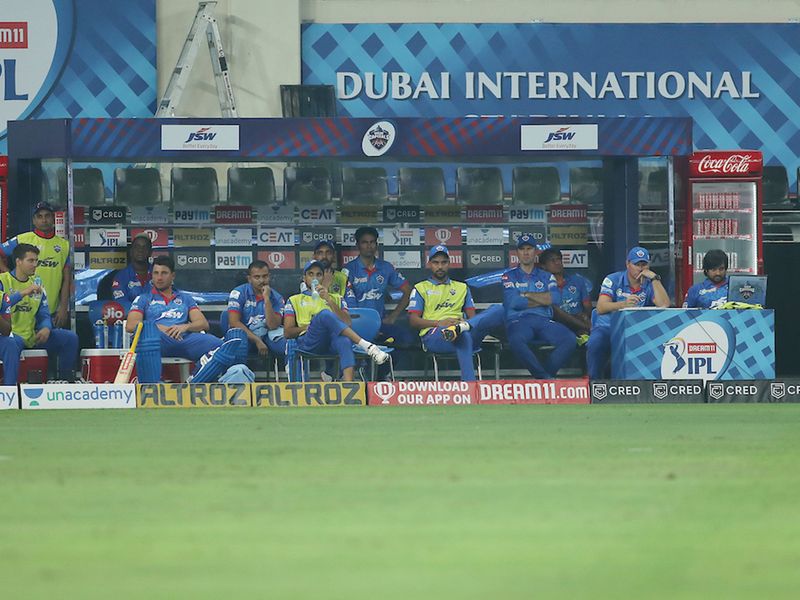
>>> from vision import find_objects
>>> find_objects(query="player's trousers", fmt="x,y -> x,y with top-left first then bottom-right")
506,314 -> 576,379
297,311 -> 355,371
160,332 -> 222,362
421,305 -> 505,382
586,326 -> 611,380
5,329 -> 79,383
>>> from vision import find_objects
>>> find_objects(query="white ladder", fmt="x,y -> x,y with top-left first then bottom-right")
156,1 -> 238,118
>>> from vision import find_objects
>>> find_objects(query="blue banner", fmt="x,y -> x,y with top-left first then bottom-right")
0,0 -> 156,152
302,23 -> 800,184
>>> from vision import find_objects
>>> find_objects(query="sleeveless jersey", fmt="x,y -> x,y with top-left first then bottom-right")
0,231 -> 69,311
0,271 -> 49,348
285,291 -> 346,328
408,279 -> 471,337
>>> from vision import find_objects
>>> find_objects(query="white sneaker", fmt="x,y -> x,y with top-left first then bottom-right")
320,370 -> 334,383
367,344 -> 389,365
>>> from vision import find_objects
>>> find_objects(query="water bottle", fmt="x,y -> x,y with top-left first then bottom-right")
33,275 -> 43,300
311,278 -> 320,300
93,320 -> 106,348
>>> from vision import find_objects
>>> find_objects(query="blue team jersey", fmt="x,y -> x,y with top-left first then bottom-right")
501,266 -> 557,321
130,288 -> 200,326
112,265 -> 153,302
226,283 -> 285,337
683,278 -> 728,309
593,270 -> 656,329
345,257 -> 409,314
554,273 -> 592,315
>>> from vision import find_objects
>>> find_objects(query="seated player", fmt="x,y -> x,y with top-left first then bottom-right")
0,243 -> 79,382
407,245 -> 505,382
683,249 -> 728,309
538,247 -> 592,343
227,259 -> 286,361
284,260 -> 388,382
300,240 -> 356,306
112,233 -> 153,302
587,246 -> 670,379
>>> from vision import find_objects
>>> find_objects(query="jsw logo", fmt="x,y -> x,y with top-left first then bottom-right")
544,127 -> 576,143
184,127 -> 217,143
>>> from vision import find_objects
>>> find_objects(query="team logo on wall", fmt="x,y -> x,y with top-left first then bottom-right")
362,120 -> 395,157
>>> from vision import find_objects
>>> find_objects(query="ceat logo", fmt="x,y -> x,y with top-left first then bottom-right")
660,320 -> 733,381
591,383 -> 607,400
362,120 -> 395,157
184,127 -> 216,143
544,126 -> 576,144
1,1 -> 73,141
372,381 -> 396,404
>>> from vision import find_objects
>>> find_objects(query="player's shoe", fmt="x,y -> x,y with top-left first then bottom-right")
441,323 -> 463,342
576,333 -> 590,347
367,344 -> 389,365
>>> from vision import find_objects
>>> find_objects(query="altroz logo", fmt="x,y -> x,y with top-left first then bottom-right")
544,127 -> 576,144
184,127 -> 216,143
252,383 -> 365,407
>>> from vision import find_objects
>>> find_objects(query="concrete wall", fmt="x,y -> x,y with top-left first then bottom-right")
158,0 -> 800,118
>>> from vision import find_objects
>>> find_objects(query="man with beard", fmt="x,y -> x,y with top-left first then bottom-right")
112,233 -> 153,302
0,202 -> 71,328
538,247 -> 592,342
407,245 -> 504,382
683,249 -> 729,309
300,240 -> 356,307
587,246 -> 670,379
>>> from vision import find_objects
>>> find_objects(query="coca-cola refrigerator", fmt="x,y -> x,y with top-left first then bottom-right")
682,150 -> 763,295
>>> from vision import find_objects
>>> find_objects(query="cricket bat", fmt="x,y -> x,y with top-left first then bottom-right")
114,322 -> 143,384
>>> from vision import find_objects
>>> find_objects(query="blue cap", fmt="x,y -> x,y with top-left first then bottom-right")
313,239 -> 336,253
33,201 -> 56,215
516,233 -> 537,249
428,245 -> 450,260
303,259 -> 325,273
627,246 -> 650,263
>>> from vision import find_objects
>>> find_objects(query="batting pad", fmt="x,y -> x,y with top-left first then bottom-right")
189,330 -> 246,383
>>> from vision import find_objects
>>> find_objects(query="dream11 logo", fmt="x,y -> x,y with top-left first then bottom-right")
0,1 -> 74,142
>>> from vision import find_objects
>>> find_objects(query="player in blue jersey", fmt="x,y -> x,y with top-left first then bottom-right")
587,246 -> 670,379
126,255 -> 222,361
227,259 -> 286,360
0,290 -> 21,384
538,247 -> 592,340
501,234 -> 577,379
346,226 -> 417,349
683,249 -> 729,309
112,234 -> 153,302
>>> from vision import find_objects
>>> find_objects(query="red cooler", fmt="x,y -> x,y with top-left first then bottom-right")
81,350 -> 193,383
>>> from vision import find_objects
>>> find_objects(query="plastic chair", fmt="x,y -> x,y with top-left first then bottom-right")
114,167 -> 163,206
398,167 -> 447,205
58,167 -> 106,206
569,167 -> 603,205
456,167 -> 504,204
763,166 -> 789,205
512,166 -> 561,204
341,167 -> 388,205
227,166 -> 276,205
284,166 -> 332,205
171,167 -> 219,206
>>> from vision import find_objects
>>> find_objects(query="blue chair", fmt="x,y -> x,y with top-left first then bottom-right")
219,310 -> 281,381
291,308 -> 394,382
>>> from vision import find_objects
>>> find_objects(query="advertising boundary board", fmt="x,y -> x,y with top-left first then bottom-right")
590,380 -> 706,404
705,380 -> 800,403
20,384 -> 136,409
137,384 -> 252,408
0,386 -> 19,410
251,382 -> 366,407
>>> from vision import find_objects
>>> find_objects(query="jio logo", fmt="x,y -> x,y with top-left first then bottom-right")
0,0 -> 74,142
102,301 -> 125,324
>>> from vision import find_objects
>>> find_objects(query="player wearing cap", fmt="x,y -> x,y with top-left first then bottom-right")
500,234 -> 577,379
683,249 -> 729,309
227,259 -> 286,359
111,233 -> 153,302
0,202 -> 71,328
346,226 -> 416,348
587,246 -> 670,379
0,243 -> 79,382
407,245 -> 505,382
300,239 -> 356,307
538,247 -> 593,343
285,260 -> 388,381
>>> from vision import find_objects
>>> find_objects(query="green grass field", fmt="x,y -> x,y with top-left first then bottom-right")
2,405 -> 799,599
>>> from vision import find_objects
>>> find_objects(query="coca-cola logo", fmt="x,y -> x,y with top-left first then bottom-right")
697,154 -> 756,175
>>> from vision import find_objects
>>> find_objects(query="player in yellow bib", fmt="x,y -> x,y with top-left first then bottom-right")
0,202 -> 71,328
284,260 -> 388,381
0,243 -> 79,382
407,245 -> 505,381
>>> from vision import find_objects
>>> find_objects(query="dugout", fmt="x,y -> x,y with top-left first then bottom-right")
7,116 -> 691,360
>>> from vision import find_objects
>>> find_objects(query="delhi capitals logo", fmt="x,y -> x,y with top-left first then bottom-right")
362,120 -> 396,157
1,0 -> 75,143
